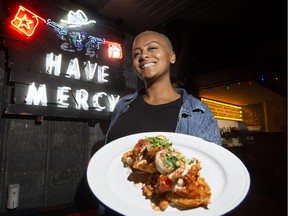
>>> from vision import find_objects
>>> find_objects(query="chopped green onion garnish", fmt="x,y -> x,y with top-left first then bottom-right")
147,136 -> 172,148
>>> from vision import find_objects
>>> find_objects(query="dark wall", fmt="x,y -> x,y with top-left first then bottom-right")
0,48 -> 7,213
0,1 -> 137,212
0,118 -> 107,212
253,132 -> 287,194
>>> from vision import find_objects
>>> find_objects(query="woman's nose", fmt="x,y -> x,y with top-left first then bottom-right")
139,52 -> 149,62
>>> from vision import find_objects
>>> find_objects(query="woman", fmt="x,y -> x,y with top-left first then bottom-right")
105,30 -> 221,145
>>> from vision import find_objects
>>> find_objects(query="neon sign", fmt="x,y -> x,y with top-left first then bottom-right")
23,52 -> 121,112
201,98 -> 243,121
11,6 -> 46,37
46,53 -> 109,82
10,6 -> 123,59
46,13 -> 105,58
6,4 -> 126,120
60,10 -> 96,28
25,83 -> 47,106
25,82 -> 120,112
106,41 -> 123,59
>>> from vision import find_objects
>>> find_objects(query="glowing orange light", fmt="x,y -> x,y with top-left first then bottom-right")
11,6 -> 46,37
201,98 -> 243,121
106,41 -> 123,59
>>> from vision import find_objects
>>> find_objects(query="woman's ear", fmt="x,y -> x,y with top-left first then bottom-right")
170,51 -> 176,64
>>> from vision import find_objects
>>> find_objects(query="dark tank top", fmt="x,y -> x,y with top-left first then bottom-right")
106,94 -> 182,143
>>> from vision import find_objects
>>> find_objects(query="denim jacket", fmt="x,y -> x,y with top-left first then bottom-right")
105,88 -> 222,145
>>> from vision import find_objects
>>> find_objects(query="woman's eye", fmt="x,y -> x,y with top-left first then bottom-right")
148,47 -> 157,51
133,53 -> 140,58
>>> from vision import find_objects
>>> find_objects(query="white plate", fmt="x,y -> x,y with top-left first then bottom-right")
87,132 -> 250,216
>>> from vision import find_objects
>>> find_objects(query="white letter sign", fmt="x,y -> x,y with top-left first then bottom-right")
75,89 -> 89,110
25,82 -> 47,106
46,53 -> 62,76
57,86 -> 71,108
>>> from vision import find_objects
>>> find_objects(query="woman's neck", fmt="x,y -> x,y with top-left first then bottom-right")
143,83 -> 180,105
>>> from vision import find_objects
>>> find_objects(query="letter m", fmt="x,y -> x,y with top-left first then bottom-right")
25,82 -> 48,106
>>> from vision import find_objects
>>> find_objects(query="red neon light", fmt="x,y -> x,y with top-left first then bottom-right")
11,6 -> 46,37
105,41 -> 123,59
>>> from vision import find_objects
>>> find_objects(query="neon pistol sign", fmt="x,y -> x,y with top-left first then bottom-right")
10,6 -> 123,59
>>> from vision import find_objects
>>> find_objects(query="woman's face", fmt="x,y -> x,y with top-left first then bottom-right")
132,32 -> 175,84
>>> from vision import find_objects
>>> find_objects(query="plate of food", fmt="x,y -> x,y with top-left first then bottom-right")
87,132 -> 250,216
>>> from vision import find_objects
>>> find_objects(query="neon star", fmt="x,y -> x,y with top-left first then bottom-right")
19,14 -> 33,30
11,6 -> 46,37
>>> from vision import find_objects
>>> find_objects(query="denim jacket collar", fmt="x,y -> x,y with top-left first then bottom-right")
174,88 -> 207,115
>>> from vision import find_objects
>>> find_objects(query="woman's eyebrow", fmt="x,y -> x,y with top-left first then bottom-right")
146,41 -> 160,46
132,47 -> 141,53
133,41 -> 160,51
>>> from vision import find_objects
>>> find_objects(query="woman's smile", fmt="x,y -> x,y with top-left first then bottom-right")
141,62 -> 156,69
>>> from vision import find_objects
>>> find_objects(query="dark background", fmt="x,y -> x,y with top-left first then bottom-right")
0,0 -> 286,215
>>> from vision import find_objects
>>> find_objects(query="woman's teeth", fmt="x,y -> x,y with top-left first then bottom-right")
141,63 -> 155,69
